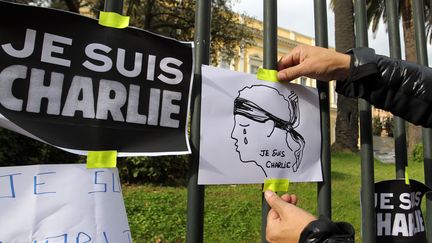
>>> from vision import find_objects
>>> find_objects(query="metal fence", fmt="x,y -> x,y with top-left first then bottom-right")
106,0 -> 432,242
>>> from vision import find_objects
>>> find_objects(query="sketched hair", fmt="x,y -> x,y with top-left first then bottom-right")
233,85 -> 305,172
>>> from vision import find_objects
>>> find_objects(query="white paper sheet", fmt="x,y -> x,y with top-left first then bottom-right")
0,1 -> 194,157
198,65 -> 323,184
0,164 -> 131,242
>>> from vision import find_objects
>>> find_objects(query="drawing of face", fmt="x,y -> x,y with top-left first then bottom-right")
230,85 -> 306,177
231,114 -> 274,162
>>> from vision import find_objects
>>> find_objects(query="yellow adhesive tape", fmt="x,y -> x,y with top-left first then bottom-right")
263,178 -> 289,192
86,151 -> 118,169
257,68 -> 279,82
99,11 -> 130,29
405,166 -> 410,185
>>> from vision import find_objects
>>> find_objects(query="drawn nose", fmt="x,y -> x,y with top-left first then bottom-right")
231,125 -> 239,141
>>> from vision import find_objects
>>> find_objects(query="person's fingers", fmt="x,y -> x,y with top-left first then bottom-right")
277,46 -> 302,71
280,193 -> 290,202
277,64 -> 305,81
267,208 -> 280,221
291,194 -> 298,205
277,54 -> 295,71
280,194 -> 298,205
264,190 -> 288,214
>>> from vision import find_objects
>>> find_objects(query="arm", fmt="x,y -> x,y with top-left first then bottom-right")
277,45 -> 432,128
336,47 -> 432,127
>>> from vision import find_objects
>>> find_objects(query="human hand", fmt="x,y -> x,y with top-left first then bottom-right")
265,190 -> 316,243
277,45 -> 351,82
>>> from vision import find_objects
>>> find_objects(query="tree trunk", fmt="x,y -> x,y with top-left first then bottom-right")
401,0 -> 422,155
332,0 -> 359,152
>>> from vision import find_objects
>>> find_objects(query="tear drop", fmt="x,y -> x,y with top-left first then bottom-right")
244,137 -> 248,144
243,128 -> 247,135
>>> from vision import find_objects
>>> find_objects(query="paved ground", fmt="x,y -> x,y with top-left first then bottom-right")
373,135 -> 395,163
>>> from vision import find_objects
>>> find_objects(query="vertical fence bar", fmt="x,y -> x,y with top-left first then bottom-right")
385,0 -> 408,179
261,1 -> 277,242
423,127 -> 432,242
263,0 -> 278,66
412,0 -> 432,241
103,0 -> 123,13
354,0 -> 376,242
314,0 -> 331,219
186,1 -> 211,242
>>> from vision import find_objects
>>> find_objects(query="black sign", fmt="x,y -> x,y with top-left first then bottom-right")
0,1 -> 194,155
375,179 -> 431,242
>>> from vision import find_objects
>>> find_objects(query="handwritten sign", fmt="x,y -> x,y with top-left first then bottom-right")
198,65 -> 322,184
0,1 -> 194,156
0,164 -> 131,242
375,179 -> 431,242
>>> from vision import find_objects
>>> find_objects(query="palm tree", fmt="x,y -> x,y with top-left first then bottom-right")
331,0 -> 359,152
366,0 -> 431,154
367,0 -> 417,61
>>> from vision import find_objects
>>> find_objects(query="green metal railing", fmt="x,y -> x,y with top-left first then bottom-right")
102,0 -> 432,242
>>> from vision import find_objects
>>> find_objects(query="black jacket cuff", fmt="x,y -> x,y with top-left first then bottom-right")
299,218 -> 355,243
335,47 -> 378,97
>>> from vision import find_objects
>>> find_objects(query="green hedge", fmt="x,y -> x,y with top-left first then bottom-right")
412,143 -> 424,163
0,129 -> 190,185
118,155 -> 190,185
0,128 -> 82,166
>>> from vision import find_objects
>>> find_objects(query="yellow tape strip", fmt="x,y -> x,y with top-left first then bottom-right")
99,11 -> 130,29
405,166 -> 410,185
263,178 -> 289,192
257,68 -> 279,82
86,151 -> 118,169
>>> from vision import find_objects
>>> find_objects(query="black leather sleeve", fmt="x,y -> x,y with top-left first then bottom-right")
299,218 -> 355,243
335,47 -> 432,128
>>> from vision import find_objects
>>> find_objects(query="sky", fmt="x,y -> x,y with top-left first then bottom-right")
232,0 -> 432,62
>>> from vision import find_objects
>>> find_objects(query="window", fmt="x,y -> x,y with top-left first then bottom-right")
220,58 -> 231,69
300,77 -> 307,86
249,54 -> 262,74
250,65 -> 259,74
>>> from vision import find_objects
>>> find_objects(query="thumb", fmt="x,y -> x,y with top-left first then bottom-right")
264,190 -> 287,215
277,64 -> 304,82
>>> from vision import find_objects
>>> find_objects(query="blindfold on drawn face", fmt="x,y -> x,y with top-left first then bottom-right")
232,89 -> 305,172
233,90 -> 299,131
